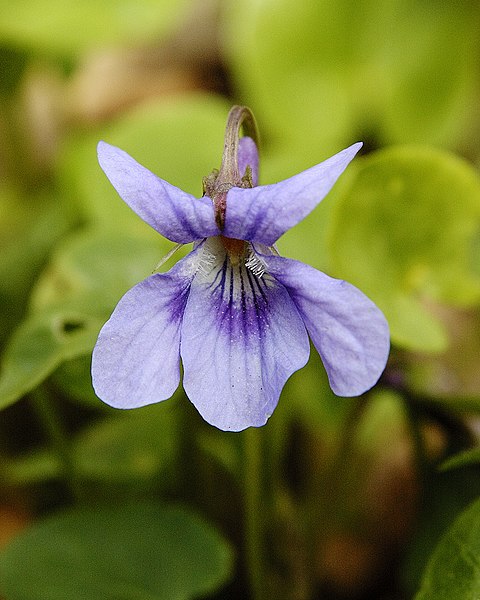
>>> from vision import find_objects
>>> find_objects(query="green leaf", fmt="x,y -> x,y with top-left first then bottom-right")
329,146 -> 480,351
61,94 -> 230,234
402,468 -> 480,595
0,0 -> 194,54
441,448 -> 480,473
415,497 -> 480,600
385,294 -> 447,353
0,307 -> 102,411
0,502 -> 233,600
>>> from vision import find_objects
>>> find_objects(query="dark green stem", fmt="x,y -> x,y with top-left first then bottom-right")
243,427 -> 267,600
31,386 -> 82,501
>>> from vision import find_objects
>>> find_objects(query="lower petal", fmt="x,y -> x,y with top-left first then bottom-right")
264,255 -> 390,397
92,251 -> 199,408
181,239 -> 309,431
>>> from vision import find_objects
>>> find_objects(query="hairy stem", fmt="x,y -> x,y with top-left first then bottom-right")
218,105 -> 259,185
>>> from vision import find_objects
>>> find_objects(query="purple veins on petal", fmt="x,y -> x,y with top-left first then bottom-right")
263,254 -> 390,397
91,248 -> 202,409
181,238 -> 310,431
97,141 -> 219,243
223,142 -> 362,246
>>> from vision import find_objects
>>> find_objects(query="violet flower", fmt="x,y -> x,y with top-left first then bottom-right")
92,106 -> 389,431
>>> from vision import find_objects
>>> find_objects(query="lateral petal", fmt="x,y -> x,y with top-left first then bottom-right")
264,255 -> 390,396
92,250 -> 200,408
181,239 -> 310,431
223,142 -> 362,245
97,141 -> 219,243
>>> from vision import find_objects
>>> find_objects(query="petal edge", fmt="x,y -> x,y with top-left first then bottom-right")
224,142 -> 362,245
265,255 -> 390,396
98,141 -> 219,243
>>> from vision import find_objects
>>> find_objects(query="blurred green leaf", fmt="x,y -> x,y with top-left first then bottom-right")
2,449 -> 60,485
403,306 -> 480,404
381,2 -> 477,147
0,307 -> 102,411
198,430 -> 241,478
403,468 -> 480,596
223,0 -> 478,151
282,346 -> 355,437
30,229 -> 164,313
51,355 -> 103,407
441,448 -> 480,473
0,45 -> 29,95
0,188 -> 74,345
0,0 -> 194,54
355,389 -> 408,453
223,0 -> 355,158
415,497 -> 480,600
0,502 -> 233,600
330,146 -> 480,351
4,402 -> 180,486
74,402 -> 180,483
276,164 -> 356,273
60,94 -> 230,234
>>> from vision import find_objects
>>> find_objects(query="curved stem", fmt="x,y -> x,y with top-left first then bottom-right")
208,105 -> 259,229
218,105 -> 259,186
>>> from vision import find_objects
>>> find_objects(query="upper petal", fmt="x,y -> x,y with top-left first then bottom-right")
238,136 -> 259,186
223,142 -> 362,245
264,255 -> 390,396
97,141 -> 219,243
181,238 -> 310,431
92,250 -> 200,408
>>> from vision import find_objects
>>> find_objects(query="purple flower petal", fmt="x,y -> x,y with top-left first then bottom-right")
97,141 -> 219,243
238,136 -> 259,186
223,142 -> 362,245
264,255 -> 390,396
181,239 -> 310,431
92,250 -> 201,408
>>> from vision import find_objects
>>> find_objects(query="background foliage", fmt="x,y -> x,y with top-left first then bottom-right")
1,0 -> 480,598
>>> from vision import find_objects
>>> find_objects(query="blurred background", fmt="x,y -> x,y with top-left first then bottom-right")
1,1 -> 480,599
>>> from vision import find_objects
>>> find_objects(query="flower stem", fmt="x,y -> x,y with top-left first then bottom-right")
218,105 -> 259,185
207,105 -> 259,230
242,426 -> 267,600
30,386 -> 82,501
